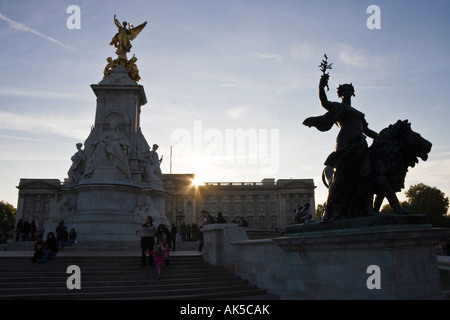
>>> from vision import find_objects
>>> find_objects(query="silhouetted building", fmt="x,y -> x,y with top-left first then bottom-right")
15,179 -> 62,235
15,175 -> 315,234
162,174 -> 316,229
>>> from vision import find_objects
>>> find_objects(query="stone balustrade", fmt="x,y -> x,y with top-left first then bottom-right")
202,220 -> 449,299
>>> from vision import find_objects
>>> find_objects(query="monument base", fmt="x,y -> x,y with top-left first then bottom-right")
285,213 -> 431,234
276,219 -> 448,299
46,180 -> 168,243
202,215 -> 449,299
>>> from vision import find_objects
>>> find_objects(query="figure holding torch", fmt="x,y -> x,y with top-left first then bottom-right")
318,54 -> 333,91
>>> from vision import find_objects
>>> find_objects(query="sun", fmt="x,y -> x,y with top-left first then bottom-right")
191,177 -> 205,187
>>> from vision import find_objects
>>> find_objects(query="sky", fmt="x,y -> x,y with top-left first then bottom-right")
0,0 -> 449,212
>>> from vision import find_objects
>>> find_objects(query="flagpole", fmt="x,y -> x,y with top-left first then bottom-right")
170,146 -> 172,174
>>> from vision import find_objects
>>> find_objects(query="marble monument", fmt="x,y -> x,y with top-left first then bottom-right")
46,15 -> 168,242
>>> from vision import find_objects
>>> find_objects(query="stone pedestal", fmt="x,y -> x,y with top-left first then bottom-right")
70,181 -> 167,242
277,218 -> 448,299
202,215 -> 449,299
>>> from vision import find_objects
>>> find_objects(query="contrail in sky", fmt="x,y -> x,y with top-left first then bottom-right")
0,12 -> 71,49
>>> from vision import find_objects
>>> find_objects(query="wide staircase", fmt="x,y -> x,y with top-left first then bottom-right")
0,252 -> 279,300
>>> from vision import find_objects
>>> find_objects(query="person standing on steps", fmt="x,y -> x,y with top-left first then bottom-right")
147,235 -> 169,281
170,223 -> 177,251
55,220 -> 66,250
137,216 -> 156,267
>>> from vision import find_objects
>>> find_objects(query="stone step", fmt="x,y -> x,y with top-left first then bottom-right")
0,255 -> 278,300
0,281 -> 261,297
2,240 -> 201,251
1,287 -> 270,300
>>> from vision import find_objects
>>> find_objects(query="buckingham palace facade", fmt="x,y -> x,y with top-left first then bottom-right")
162,174 -> 316,230
14,175 -> 316,234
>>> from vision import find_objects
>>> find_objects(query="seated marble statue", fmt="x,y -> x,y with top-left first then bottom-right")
83,124 -> 131,180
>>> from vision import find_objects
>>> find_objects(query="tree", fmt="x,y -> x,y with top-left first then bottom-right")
315,203 -> 326,220
380,203 -> 396,215
404,183 -> 449,227
0,201 -> 17,231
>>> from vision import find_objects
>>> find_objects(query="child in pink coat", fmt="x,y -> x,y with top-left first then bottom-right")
148,236 -> 170,280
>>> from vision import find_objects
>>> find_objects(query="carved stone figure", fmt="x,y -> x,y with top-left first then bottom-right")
133,194 -> 152,223
67,143 -> 86,183
143,144 -> 163,185
149,144 -> 163,178
84,124 -> 131,180
49,193 -> 76,222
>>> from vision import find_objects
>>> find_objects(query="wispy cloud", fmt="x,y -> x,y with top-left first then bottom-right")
0,12 -> 71,49
0,86 -> 90,102
290,42 -> 319,62
226,105 -> 251,119
0,134 -> 69,144
246,52 -> 283,63
0,111 -> 89,140
338,44 -> 381,68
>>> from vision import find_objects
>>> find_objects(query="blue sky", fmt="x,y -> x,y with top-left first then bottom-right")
0,0 -> 449,211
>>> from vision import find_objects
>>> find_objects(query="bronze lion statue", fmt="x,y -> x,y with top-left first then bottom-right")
322,119 -> 432,215
370,119 -> 432,214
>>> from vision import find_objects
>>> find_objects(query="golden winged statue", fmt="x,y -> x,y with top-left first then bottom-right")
110,14 -> 147,58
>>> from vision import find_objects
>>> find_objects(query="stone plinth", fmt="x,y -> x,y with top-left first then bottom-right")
202,216 -> 449,299
276,223 -> 447,299
46,179 -> 168,243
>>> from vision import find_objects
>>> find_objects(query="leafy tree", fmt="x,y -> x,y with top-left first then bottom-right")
315,203 -> 326,220
0,201 -> 17,231
379,184 -> 449,226
404,183 -> 449,227
380,203 -> 396,215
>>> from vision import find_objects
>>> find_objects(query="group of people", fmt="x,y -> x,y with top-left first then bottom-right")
31,220 -> 78,263
201,210 -> 249,227
31,232 -> 58,263
138,213 -> 248,280
16,218 -> 78,248
15,218 -> 37,241
55,220 -> 78,249
137,216 -> 171,280
178,221 -> 199,242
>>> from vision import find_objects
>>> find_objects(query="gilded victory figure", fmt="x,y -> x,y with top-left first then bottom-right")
110,14 -> 147,58
105,15 -> 147,81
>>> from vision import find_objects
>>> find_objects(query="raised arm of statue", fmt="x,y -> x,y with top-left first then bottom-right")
113,14 -> 122,29
319,74 -> 331,111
